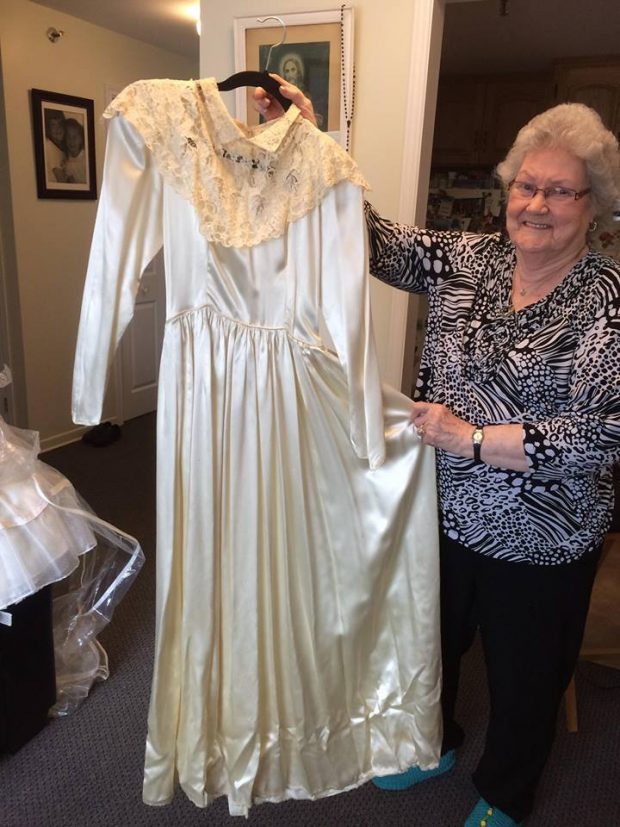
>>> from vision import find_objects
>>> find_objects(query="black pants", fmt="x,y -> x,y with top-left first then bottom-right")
439,533 -> 600,822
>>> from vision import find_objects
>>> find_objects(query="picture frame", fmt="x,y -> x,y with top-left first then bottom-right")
233,9 -> 354,147
30,88 -> 97,200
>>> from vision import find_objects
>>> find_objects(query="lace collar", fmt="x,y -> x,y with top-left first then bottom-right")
104,77 -> 368,248
195,78 -> 301,153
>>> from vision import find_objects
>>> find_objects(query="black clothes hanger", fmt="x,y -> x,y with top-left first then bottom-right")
217,71 -> 292,112
217,16 -> 292,113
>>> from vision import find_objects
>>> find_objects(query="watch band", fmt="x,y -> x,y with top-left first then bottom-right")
472,425 -> 484,463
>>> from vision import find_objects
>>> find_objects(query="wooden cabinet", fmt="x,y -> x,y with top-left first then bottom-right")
432,73 -> 553,168
554,57 -> 620,139
554,58 -> 620,262
431,78 -> 486,167
484,77 -> 554,162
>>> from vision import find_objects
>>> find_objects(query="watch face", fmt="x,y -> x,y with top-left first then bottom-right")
473,429 -> 483,444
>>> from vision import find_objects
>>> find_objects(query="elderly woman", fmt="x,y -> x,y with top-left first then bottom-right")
256,85 -> 620,826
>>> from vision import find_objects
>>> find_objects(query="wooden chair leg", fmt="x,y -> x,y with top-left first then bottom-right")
565,675 -> 578,733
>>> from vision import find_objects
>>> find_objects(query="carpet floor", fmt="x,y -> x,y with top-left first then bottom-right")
1,413 -> 618,826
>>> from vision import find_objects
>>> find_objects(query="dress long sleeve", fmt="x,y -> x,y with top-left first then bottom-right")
72,116 -> 164,425
320,183 -> 385,469
364,201 -> 487,296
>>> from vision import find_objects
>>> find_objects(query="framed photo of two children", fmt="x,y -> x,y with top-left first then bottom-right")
30,88 -> 97,200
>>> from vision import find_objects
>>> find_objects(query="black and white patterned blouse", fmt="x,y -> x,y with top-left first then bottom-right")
366,203 -> 620,565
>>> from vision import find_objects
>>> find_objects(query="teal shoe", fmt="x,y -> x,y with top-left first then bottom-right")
372,749 -> 456,791
464,797 -> 524,826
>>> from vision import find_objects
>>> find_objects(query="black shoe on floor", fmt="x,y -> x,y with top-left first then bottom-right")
81,421 -> 121,447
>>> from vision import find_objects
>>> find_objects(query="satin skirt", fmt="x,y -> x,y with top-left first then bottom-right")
143,305 -> 441,815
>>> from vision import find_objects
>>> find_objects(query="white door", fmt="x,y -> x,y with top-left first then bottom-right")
118,250 -> 166,421
104,86 -> 166,425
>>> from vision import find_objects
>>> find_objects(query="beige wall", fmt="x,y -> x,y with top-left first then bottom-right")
0,0 -> 197,446
0,0 -> 444,445
200,0 -> 439,386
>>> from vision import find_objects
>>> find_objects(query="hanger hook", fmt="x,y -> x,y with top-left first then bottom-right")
256,16 -> 287,72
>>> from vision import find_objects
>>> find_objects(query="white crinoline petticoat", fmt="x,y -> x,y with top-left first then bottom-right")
0,414 -> 144,714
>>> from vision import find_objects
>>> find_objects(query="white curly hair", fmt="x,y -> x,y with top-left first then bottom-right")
496,103 -> 620,219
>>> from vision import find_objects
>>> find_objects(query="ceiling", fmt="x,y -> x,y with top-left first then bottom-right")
30,0 -> 200,60
442,0 -> 620,74
30,0 -> 619,73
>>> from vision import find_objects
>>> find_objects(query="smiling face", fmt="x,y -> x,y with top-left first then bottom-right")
505,147 -> 595,262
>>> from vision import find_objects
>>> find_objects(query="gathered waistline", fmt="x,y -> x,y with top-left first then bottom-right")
166,302 -> 336,356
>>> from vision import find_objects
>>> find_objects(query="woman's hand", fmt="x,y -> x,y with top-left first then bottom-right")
410,402 -> 472,456
411,401 -> 529,471
252,73 -> 317,126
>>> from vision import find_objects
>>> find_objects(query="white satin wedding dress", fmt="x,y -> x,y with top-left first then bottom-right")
72,78 -> 441,816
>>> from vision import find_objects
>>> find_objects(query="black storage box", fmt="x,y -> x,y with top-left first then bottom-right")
0,585 -> 56,753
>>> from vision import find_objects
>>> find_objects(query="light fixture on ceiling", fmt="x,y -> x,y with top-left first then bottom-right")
176,3 -> 201,37
176,2 -> 201,37
46,26 -> 64,43
190,2 -> 201,36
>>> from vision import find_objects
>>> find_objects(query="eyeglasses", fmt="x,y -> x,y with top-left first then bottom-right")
508,180 -> 591,203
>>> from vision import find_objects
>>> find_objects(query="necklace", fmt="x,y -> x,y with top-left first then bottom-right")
513,245 -> 588,300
